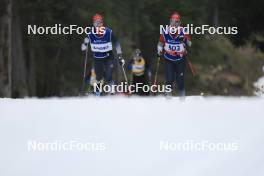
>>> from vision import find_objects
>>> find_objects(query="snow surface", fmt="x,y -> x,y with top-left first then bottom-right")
254,76 -> 264,97
0,96 -> 264,176
254,66 -> 264,97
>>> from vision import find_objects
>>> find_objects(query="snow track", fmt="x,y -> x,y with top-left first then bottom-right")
0,96 -> 264,176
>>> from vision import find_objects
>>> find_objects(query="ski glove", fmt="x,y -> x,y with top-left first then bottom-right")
81,37 -> 89,51
81,43 -> 88,51
84,37 -> 89,44
179,35 -> 185,42
157,43 -> 163,57
118,54 -> 125,66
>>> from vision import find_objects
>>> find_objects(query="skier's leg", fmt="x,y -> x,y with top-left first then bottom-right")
165,59 -> 175,96
132,75 -> 139,95
139,75 -> 148,96
133,75 -> 147,95
93,58 -> 104,95
103,55 -> 114,94
94,58 -> 104,82
175,58 -> 186,97
104,57 -> 113,84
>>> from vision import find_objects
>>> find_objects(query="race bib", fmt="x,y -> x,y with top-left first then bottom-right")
164,43 -> 185,53
90,42 -> 113,52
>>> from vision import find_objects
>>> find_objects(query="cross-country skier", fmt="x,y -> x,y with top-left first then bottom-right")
127,49 -> 151,95
81,13 -> 125,95
84,67 -> 98,94
157,12 -> 191,97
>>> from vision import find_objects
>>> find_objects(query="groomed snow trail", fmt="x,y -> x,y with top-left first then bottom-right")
0,96 -> 264,176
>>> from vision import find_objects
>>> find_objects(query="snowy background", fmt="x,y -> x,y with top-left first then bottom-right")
0,96 -> 264,176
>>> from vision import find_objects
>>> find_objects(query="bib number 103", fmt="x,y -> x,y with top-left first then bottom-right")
169,44 -> 183,52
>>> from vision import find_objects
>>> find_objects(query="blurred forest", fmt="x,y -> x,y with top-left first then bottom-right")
0,0 -> 264,97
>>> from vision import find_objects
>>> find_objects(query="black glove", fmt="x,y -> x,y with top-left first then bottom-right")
117,54 -> 125,66
179,35 -> 185,42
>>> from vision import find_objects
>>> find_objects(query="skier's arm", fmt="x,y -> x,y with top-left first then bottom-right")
112,33 -> 122,55
184,33 -> 192,47
157,34 -> 165,56
81,37 -> 89,51
127,59 -> 134,70
112,32 -> 125,66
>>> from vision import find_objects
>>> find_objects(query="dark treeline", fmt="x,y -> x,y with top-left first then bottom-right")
0,0 -> 264,97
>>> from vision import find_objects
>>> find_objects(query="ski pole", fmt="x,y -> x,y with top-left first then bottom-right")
153,56 -> 161,86
187,58 -> 197,76
81,44 -> 88,94
121,64 -> 128,84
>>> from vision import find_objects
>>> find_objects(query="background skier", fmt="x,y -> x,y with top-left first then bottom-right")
127,49 -> 151,95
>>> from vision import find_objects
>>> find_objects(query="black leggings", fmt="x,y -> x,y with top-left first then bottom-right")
165,58 -> 186,91
132,75 -> 149,96
93,55 -> 113,84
